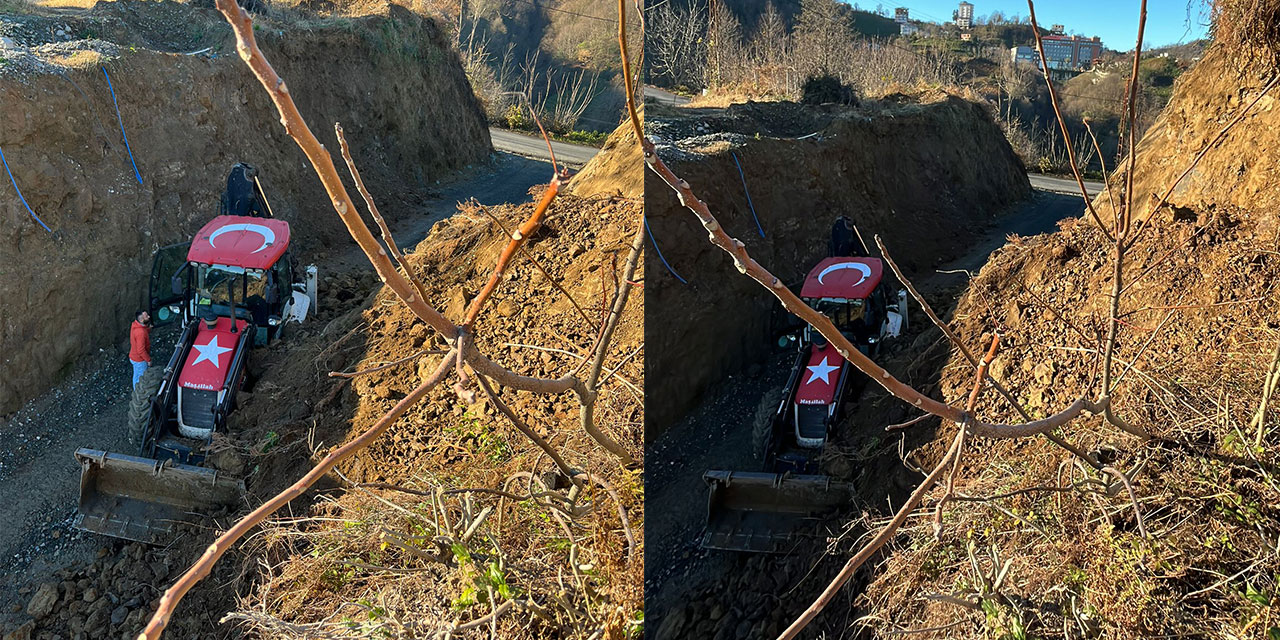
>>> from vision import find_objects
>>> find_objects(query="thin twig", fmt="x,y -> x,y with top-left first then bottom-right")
474,373 -> 583,488
935,336 -> 999,538
1027,0 -> 1114,241
473,203 -> 594,326
335,124 -> 432,308
1101,465 -> 1148,538
885,413 -> 932,432
1252,339 -> 1280,446
328,349 -> 443,378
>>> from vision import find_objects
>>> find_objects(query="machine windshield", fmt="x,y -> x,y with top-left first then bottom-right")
197,266 -> 265,307
809,298 -> 865,327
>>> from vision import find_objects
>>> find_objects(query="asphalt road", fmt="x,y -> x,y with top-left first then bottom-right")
644,86 -> 692,106
488,127 -> 599,168
1028,173 -> 1105,196
489,120 -> 1104,202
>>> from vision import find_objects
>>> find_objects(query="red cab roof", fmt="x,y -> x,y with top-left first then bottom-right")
187,215 -> 290,271
800,257 -> 884,300
794,343 -> 845,406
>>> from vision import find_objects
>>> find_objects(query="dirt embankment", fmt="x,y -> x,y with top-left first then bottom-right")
224,193 -> 643,638
859,42 -> 1280,639
0,0 -> 490,415
568,117 -> 642,199
643,97 -> 1031,438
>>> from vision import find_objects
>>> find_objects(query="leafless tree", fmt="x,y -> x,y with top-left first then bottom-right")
793,0 -> 852,77
707,0 -> 745,88
647,1 -> 708,88
749,1 -> 790,70
993,56 -> 1034,124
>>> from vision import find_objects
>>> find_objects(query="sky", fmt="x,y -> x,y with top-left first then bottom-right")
854,0 -> 1212,49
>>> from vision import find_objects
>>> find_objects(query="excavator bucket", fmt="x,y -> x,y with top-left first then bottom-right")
702,470 -> 853,553
73,448 -> 245,545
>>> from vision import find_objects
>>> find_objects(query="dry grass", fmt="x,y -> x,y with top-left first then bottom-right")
1212,0 -> 1280,65
859,213 -> 1280,639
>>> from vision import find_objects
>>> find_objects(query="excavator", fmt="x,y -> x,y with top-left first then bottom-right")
73,164 -> 316,544
702,250 -> 908,553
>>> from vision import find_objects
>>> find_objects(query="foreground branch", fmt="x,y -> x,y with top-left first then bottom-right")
463,175 -> 565,327
139,350 -> 456,639
875,235 -> 1103,469
335,124 -> 432,308
777,338 -> 995,640
576,215 -> 645,464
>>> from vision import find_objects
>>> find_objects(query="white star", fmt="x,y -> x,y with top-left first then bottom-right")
805,356 -> 839,385
191,335 -> 233,369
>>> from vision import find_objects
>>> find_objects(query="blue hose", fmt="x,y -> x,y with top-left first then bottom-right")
102,67 -> 142,185
644,215 -> 687,284
731,151 -> 765,238
0,144 -> 51,232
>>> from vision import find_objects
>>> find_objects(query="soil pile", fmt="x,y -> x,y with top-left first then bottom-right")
0,0 -> 490,415
643,97 -> 1031,438
858,42 -> 1280,639
568,118 -> 642,199
227,190 -> 644,637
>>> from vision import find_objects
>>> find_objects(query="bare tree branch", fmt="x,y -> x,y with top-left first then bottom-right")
139,349 -> 456,639
875,235 -> 1102,469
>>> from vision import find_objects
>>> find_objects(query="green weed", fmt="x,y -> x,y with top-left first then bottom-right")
446,409 -> 511,462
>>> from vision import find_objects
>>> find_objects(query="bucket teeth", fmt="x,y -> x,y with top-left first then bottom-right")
702,470 -> 852,553
72,448 -> 244,545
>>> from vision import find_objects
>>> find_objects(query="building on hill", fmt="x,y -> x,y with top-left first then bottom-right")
955,1 -> 974,29
901,22 -> 920,36
1010,45 -> 1038,66
895,7 -> 909,23
1042,34 -> 1103,69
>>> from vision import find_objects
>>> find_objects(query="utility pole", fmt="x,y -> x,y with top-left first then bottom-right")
708,0 -> 720,87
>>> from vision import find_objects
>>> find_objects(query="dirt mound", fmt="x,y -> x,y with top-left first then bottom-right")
1095,48 -> 1280,223
223,191 -> 643,637
0,1 -> 490,415
643,96 -> 1032,437
568,118 -> 642,199
860,43 -> 1280,639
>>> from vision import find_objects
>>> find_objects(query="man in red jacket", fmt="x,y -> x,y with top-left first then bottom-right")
129,310 -> 151,389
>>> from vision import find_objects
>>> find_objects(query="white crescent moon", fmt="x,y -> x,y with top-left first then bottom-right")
209,223 -> 276,254
817,261 -> 872,286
